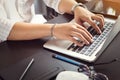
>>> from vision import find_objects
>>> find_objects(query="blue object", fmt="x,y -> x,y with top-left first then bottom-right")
53,54 -> 86,68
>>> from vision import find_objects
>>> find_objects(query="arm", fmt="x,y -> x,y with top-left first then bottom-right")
8,22 -> 53,40
0,1 -> 53,41
43,0 -> 104,33
8,22 -> 93,46
0,3 -> 53,41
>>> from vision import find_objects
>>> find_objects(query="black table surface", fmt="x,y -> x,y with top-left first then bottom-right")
0,14 -> 120,80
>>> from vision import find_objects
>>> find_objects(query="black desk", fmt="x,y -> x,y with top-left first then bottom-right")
0,14 -> 120,80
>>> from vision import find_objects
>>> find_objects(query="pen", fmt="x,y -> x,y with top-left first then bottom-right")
19,58 -> 34,80
53,54 -> 89,69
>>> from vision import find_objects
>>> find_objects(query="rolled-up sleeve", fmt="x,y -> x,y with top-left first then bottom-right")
0,4 -> 16,42
43,0 -> 64,14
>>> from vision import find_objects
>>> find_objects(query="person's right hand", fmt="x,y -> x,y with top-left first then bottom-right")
53,23 -> 93,46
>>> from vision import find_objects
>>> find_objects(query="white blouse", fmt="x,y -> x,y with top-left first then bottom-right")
0,0 -> 61,42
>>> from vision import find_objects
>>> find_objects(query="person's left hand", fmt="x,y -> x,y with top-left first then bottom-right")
73,6 -> 104,34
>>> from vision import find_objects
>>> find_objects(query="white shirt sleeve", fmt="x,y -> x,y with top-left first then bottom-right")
0,4 -> 16,42
43,0 -> 64,14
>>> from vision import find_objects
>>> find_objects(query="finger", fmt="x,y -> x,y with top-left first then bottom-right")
73,29 -> 93,44
68,36 -> 84,47
71,31 -> 90,45
96,14 -> 105,22
79,29 -> 93,43
86,18 -> 102,34
75,23 -> 93,39
92,14 -> 105,29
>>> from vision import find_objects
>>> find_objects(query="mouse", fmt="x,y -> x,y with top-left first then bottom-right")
56,71 -> 89,80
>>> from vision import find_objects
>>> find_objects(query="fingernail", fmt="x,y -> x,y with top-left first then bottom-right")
91,39 -> 94,43
99,30 -> 102,34
86,42 -> 90,45
98,30 -> 102,35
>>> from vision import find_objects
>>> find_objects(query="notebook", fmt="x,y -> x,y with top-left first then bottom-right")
44,16 -> 120,62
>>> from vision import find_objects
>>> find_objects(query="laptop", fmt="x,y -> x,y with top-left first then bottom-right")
44,1 -> 120,62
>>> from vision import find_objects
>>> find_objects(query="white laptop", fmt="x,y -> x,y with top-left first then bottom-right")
43,16 -> 120,62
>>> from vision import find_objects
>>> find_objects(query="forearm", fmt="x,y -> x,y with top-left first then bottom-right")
59,0 -> 78,14
8,22 -> 53,40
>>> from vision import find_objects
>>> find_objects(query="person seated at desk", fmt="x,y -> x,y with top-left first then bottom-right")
0,0 -> 104,46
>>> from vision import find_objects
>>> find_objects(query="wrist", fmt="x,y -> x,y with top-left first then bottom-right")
71,3 -> 87,14
50,24 -> 57,39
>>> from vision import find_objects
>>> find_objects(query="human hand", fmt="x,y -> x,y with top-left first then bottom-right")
74,6 -> 104,34
53,23 -> 93,46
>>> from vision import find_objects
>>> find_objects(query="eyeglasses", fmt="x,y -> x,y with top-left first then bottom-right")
78,65 -> 108,80
77,57 -> 120,80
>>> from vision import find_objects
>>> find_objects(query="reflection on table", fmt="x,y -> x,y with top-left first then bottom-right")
87,0 -> 120,16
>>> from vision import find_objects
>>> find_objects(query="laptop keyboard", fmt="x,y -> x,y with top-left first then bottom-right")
67,22 -> 114,56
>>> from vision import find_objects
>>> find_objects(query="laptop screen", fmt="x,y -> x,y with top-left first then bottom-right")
86,0 -> 120,17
